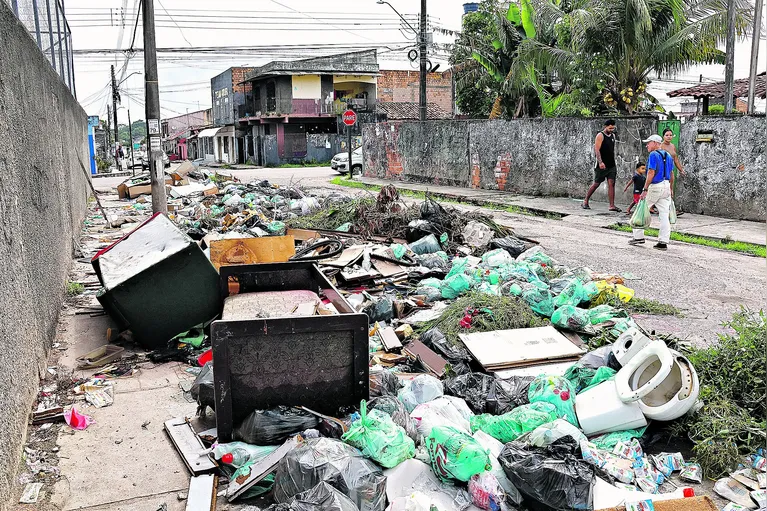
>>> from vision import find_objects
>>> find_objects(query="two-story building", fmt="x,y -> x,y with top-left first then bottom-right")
204,67 -> 255,164
237,50 -> 380,166
161,108 -> 213,160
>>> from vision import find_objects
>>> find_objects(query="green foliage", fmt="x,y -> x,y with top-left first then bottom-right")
675,309 -> 767,478
118,120 -> 147,145
608,224 -> 766,257
600,294 -> 683,316
286,198 -> 372,230
708,104 -> 725,114
66,282 -> 85,296
421,293 -> 546,346
95,156 -> 110,171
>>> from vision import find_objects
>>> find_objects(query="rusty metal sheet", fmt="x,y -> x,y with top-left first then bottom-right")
209,237 -> 295,271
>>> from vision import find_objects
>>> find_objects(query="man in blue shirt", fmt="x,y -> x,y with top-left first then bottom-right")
629,134 -> 674,250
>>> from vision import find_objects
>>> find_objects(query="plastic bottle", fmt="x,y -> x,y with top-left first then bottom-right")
212,442 -> 277,468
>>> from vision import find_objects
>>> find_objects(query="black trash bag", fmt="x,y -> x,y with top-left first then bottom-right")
369,395 -> 419,444
420,198 -> 449,223
444,373 -> 533,415
284,482 -> 360,511
190,362 -> 215,414
489,236 -> 528,258
406,219 -> 440,243
234,407 -> 320,445
363,296 -> 393,323
419,328 -> 472,375
498,438 -> 594,511
273,438 -> 386,511
416,253 -> 449,271
369,370 -> 401,398
548,278 -> 572,296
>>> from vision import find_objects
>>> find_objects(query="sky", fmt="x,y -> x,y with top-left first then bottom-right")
67,0 -> 766,123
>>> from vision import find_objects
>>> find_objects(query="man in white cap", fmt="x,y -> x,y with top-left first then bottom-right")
629,134 -> 674,250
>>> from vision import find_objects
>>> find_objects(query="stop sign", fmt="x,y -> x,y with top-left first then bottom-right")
342,109 -> 357,126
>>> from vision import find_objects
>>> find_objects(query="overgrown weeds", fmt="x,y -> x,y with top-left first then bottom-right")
421,293 -> 545,346
601,294 -> 683,317
672,308 -> 767,478
66,281 -> 85,296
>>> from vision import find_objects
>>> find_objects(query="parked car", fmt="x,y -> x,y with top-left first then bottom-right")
331,147 -> 362,174
140,152 -> 170,169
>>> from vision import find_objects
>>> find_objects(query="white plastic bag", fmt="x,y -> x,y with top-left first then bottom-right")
411,397 -> 471,436
398,375 -> 444,413
529,419 -> 587,447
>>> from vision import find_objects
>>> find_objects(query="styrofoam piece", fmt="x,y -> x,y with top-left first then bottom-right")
615,340 -> 674,403
575,380 -> 647,436
630,349 -> 700,421
612,327 -> 652,366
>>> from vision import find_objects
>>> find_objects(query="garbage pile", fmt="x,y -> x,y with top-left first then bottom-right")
97,177 -> 765,511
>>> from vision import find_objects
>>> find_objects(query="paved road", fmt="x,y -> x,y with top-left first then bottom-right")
92,164 -> 341,192
92,164 -> 764,345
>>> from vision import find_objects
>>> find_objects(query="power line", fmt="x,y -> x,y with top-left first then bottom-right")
155,0 -> 193,47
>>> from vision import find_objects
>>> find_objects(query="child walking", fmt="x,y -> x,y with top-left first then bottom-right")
624,162 -> 647,215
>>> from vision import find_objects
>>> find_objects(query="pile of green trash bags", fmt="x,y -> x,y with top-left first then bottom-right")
564,364 -> 617,393
522,287 -> 555,317
551,305 -> 596,334
587,304 -> 628,325
528,375 -> 579,426
342,401 -> 415,469
426,425 -> 492,482
470,402 -> 558,443
555,279 -> 599,308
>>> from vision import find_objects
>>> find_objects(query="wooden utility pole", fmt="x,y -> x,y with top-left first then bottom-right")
143,0 -> 167,214
419,0 -> 427,121
724,0 -> 737,113
747,0 -> 764,113
106,104 -> 112,159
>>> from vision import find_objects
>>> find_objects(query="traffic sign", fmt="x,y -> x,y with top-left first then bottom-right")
342,110 -> 357,126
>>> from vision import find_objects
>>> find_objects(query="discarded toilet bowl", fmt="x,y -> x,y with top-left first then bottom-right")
629,349 -> 700,421
575,380 -> 648,436
612,327 -> 652,366
615,340 -> 674,403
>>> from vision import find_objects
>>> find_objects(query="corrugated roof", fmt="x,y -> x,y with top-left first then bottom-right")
376,101 -> 452,120
667,73 -> 766,99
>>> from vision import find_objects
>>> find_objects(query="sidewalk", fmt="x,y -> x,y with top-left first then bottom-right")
361,177 -> 766,246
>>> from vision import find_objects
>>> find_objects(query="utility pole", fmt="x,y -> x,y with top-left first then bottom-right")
111,65 -> 120,169
128,109 -> 135,175
419,0 -> 428,122
143,0 -> 167,214
106,104 -> 112,161
747,0 -> 764,114
724,0 -> 737,113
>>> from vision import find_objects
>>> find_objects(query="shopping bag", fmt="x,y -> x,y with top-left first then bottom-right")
630,199 -> 651,229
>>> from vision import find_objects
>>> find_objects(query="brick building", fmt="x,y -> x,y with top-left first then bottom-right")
377,68 -> 455,117
205,66 -> 255,164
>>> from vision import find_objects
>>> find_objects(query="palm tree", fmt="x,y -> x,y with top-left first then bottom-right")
523,0 -> 753,113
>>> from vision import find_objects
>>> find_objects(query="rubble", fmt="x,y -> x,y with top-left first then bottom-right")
49,162 -> 764,511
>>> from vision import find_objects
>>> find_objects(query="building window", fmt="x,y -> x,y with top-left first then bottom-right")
266,81 -> 276,111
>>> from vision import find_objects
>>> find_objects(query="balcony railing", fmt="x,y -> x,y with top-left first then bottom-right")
241,97 -> 377,120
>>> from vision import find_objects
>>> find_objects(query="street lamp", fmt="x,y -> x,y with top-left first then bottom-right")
377,0 -> 427,121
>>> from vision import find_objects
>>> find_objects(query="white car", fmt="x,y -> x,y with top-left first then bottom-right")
331,147 -> 363,174
140,152 -> 170,169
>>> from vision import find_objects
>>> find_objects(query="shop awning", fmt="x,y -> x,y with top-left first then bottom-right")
198,127 -> 222,138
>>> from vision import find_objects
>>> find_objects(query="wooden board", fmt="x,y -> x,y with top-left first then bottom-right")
404,339 -> 447,377
185,474 -> 217,511
323,246 -> 365,268
164,418 -> 217,475
493,360 -> 576,379
459,326 -> 585,371
209,237 -> 295,271
379,327 -> 403,351
372,259 -> 406,278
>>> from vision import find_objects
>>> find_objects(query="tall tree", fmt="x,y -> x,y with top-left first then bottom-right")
522,0 -> 753,113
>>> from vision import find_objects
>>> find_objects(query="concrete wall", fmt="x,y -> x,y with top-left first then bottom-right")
363,117 -> 766,221
0,3 -> 90,508
676,116 -> 766,220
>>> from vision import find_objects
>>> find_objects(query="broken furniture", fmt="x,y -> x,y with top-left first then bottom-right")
92,212 -> 222,349
211,262 -> 368,442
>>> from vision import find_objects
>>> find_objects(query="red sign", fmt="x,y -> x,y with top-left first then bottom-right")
342,109 -> 357,126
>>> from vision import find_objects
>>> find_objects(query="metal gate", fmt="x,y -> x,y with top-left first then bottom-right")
282,133 -> 307,159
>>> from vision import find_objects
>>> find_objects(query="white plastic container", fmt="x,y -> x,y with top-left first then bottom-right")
628,349 -> 700,421
575,380 -> 648,436
615,340 -> 674,403
612,327 -> 652,366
